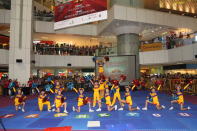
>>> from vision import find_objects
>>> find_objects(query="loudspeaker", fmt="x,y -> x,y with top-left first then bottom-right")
67,63 -> 72,67
195,55 -> 197,59
16,59 -> 23,63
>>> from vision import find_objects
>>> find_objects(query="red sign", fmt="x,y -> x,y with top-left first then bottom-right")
55,0 -> 107,22
54,0 -> 107,29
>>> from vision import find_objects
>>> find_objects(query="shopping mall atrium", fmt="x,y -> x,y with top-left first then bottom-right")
0,0 -> 197,131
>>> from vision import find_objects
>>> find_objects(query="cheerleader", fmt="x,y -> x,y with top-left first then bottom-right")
104,77 -> 110,89
169,82 -> 191,110
111,80 -> 124,110
142,85 -> 165,110
99,79 -> 105,99
54,90 -> 68,113
105,88 -> 117,111
121,86 -> 140,111
54,81 -> 64,94
97,59 -> 105,76
90,80 -> 102,111
14,88 -> 26,112
72,88 -> 94,112
38,90 -> 51,112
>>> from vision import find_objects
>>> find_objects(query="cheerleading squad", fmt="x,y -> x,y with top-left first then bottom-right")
12,56 -> 192,113
13,75 -> 192,113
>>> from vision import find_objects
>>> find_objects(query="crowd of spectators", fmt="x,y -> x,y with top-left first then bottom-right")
33,43 -> 106,56
33,6 -> 54,21
0,73 -> 196,96
0,74 -> 94,96
141,32 -> 195,50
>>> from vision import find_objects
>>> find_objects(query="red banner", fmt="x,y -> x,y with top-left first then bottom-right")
55,0 -> 107,22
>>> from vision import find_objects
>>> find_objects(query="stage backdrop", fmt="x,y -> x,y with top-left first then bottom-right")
54,0 -> 107,30
96,55 -> 136,85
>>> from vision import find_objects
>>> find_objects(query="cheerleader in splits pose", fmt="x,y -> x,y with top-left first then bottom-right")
121,86 -> 140,111
105,88 -> 117,111
169,82 -> 191,110
14,88 -> 26,112
111,80 -> 124,110
72,88 -> 94,112
38,90 -> 51,112
142,84 -> 165,110
90,80 -> 102,111
54,90 -> 68,113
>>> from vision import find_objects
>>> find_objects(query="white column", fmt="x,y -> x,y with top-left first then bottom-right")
9,0 -> 33,84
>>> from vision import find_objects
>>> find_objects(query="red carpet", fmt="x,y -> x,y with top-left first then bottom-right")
0,129 -> 43,131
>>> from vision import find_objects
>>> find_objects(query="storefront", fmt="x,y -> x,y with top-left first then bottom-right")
32,68 -> 95,77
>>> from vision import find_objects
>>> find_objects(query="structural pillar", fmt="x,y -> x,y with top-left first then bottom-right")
117,33 -> 140,79
113,24 -> 143,79
9,0 -> 33,84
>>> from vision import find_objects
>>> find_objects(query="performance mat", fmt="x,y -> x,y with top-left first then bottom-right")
0,91 -> 197,131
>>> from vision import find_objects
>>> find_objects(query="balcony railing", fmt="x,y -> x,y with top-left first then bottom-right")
96,37 -> 197,56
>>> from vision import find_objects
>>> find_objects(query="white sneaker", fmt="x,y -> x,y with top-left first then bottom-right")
169,107 -> 174,110
22,108 -> 25,112
188,106 -> 191,110
89,109 -> 94,112
64,110 -> 68,113
118,107 -> 123,111
18,106 -> 21,110
48,109 -> 51,112
72,106 -> 75,112
137,106 -> 140,110
52,108 -> 56,112
52,104 -> 55,107
142,107 -> 147,110
114,105 -> 118,111
96,108 -> 101,112
161,105 -> 165,109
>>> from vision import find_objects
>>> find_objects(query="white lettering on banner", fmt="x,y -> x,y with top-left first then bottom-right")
54,10 -> 107,30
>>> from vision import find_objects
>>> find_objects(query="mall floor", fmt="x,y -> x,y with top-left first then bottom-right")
0,91 -> 197,131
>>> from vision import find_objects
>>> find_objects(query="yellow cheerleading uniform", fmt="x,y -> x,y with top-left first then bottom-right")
105,95 -> 112,106
176,91 -> 184,104
125,92 -> 133,106
55,95 -> 65,108
14,94 -> 26,106
104,81 -> 109,89
149,92 -> 160,106
98,62 -> 104,73
55,85 -> 61,94
78,94 -> 85,107
111,85 -> 122,106
99,82 -> 105,90
38,95 -> 51,111
93,85 -> 100,107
